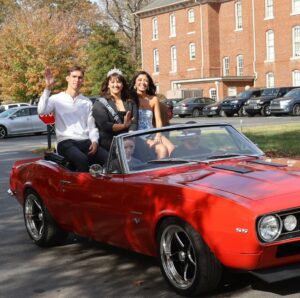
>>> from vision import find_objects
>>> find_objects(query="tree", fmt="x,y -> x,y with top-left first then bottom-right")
84,24 -> 136,96
0,3 -> 99,101
98,0 -> 151,66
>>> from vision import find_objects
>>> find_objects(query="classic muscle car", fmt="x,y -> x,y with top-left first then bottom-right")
8,123 -> 300,296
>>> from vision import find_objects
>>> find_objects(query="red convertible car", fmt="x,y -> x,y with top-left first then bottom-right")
8,123 -> 300,296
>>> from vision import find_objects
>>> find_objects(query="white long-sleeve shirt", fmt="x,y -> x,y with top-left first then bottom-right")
38,89 -> 99,144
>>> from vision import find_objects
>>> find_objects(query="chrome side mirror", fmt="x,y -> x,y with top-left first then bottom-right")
89,164 -> 103,177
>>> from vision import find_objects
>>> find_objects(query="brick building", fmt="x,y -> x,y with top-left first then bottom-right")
137,0 -> 300,101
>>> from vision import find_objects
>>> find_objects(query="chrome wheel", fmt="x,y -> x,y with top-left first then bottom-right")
292,104 -> 300,116
160,225 -> 196,290
24,190 -> 68,246
0,126 -> 7,139
25,193 -> 44,241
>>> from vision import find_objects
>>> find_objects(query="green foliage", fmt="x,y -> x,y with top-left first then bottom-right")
84,24 -> 136,96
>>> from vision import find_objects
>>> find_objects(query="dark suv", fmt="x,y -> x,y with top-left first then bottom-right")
269,88 -> 300,116
221,89 -> 262,117
244,87 -> 294,116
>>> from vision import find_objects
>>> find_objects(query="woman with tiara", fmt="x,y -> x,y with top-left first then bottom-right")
130,70 -> 174,159
92,68 -> 138,151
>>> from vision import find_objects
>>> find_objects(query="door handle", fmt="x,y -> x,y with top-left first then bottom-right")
60,180 -> 72,185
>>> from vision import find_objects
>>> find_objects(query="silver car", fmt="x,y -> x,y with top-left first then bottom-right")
0,106 -> 47,139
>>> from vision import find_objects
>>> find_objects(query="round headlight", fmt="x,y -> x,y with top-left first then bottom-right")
258,215 -> 282,242
283,215 -> 297,232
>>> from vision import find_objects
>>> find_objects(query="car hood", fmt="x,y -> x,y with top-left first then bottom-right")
272,96 -> 293,103
158,157 -> 300,208
252,95 -> 275,102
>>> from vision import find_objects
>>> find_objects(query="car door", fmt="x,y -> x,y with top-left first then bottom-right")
57,170 -> 128,247
29,107 -> 47,132
9,108 -> 32,133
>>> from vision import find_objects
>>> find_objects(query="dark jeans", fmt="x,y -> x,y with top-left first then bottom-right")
57,139 -> 108,172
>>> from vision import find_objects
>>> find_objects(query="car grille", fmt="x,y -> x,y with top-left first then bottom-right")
277,241 -> 300,258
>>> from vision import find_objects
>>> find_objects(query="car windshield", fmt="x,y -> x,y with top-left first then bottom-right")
284,88 -> 300,98
261,88 -> 279,96
110,125 -> 264,173
237,90 -> 252,99
0,108 -> 17,118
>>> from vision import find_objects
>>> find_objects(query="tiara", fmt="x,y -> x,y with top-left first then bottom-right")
107,67 -> 123,77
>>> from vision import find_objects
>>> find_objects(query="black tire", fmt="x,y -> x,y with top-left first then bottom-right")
261,104 -> 271,116
191,109 -> 200,117
24,190 -> 68,247
179,115 -> 186,118
292,104 -> 300,116
224,112 -> 234,117
157,218 -> 222,296
247,112 -> 255,117
0,125 -> 7,139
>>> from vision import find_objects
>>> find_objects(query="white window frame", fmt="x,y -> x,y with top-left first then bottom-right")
293,26 -> 300,58
171,46 -> 177,72
223,57 -> 230,76
152,17 -> 158,40
189,43 -> 196,60
236,54 -> 244,76
188,9 -> 195,23
209,88 -> 217,100
293,70 -> 300,86
235,1 -> 243,31
266,30 -> 275,61
170,14 -> 176,37
292,0 -> 300,14
266,72 -> 275,87
265,0 -> 274,19
153,49 -> 159,73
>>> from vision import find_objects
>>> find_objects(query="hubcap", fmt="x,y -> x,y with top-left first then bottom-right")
0,127 -> 6,138
160,225 -> 196,290
25,194 -> 44,241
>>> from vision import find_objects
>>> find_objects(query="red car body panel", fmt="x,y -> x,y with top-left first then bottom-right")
10,156 -> 300,272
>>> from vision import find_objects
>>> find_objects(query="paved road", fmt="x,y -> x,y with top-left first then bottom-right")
1,126 -> 300,298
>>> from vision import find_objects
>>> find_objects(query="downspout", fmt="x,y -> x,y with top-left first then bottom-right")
251,0 -> 258,85
200,4 -> 204,78
140,18 -> 144,69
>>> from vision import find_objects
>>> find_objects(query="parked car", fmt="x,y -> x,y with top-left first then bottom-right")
269,88 -> 300,116
221,89 -> 262,117
0,106 -> 47,138
244,87 -> 294,116
9,123 -> 300,296
173,97 -> 215,117
202,97 -> 234,117
0,102 -> 30,113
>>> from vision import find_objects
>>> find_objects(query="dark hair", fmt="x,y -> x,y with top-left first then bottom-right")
129,71 -> 157,107
101,73 -> 129,101
67,65 -> 85,76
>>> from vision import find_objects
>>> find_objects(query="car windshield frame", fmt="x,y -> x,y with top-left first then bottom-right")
105,124 -> 264,175
0,108 -> 18,118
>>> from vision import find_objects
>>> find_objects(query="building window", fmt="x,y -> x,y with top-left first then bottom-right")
293,70 -> 300,86
266,30 -> 275,61
153,49 -> 159,73
236,54 -> 244,76
170,14 -> 176,37
293,26 -> 300,57
292,0 -> 300,14
209,88 -> 217,100
152,17 -> 158,40
235,1 -> 243,30
171,46 -> 177,72
188,9 -> 195,23
266,72 -> 275,87
189,43 -> 196,60
265,0 -> 274,19
223,57 -> 230,76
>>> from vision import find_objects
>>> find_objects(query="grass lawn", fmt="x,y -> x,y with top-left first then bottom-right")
242,123 -> 300,158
